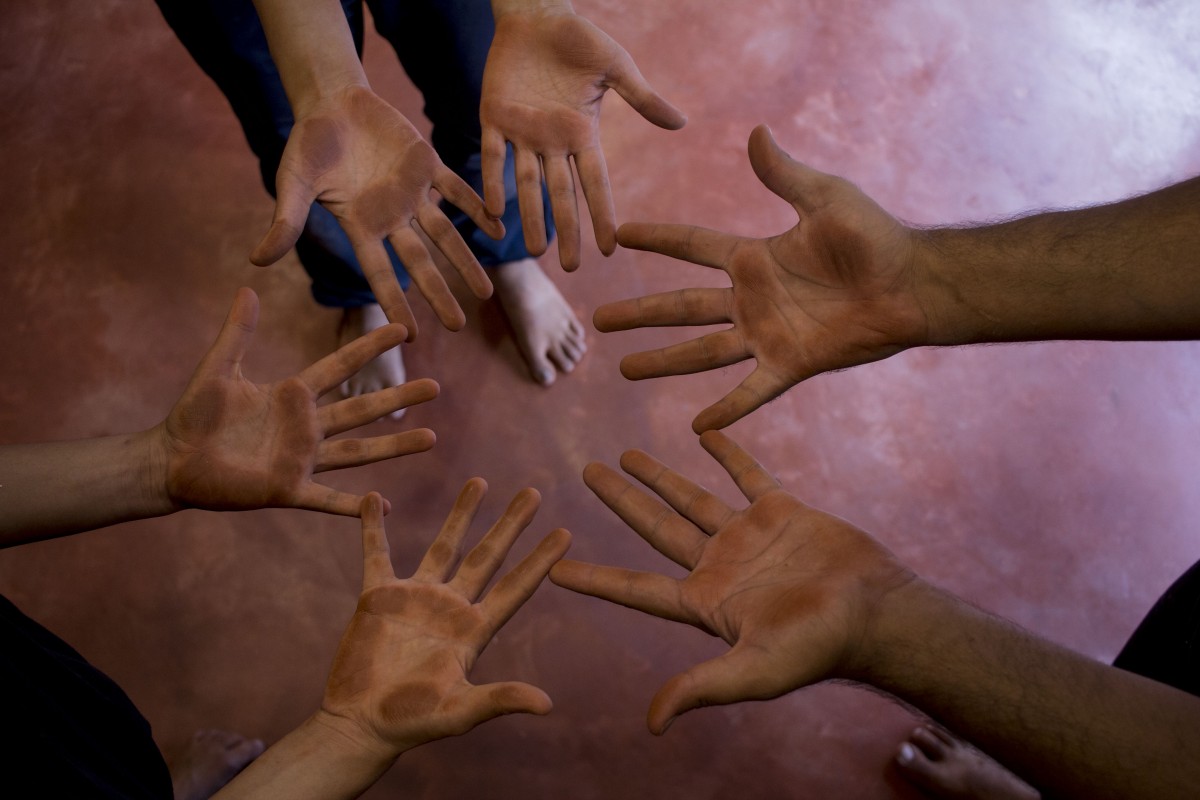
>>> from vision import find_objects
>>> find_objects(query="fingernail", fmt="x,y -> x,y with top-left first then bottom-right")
897,742 -> 914,764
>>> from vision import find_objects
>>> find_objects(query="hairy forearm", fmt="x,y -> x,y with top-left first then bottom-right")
0,428 -> 176,547
214,711 -> 396,800
852,581 -> 1200,799
917,176 -> 1200,345
249,0 -> 368,117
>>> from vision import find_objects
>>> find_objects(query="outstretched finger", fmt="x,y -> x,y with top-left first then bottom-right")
480,126 -> 510,219
353,239 -> 418,339
698,430 -> 782,501
513,147 -> 547,256
296,321 -> 409,396
691,364 -> 795,433
389,226 -> 465,332
414,478 -> 488,582
318,378 -> 440,436
619,329 -> 749,380
543,156 -> 581,271
360,492 -> 395,590
647,645 -> 779,735
593,288 -> 730,333
617,222 -> 737,269
619,450 -> 733,537
415,202 -> 493,301
607,51 -> 687,131
450,488 -> 541,602
196,287 -> 260,379
574,147 -> 616,256
549,560 -> 690,623
314,429 -> 436,472
583,462 -> 705,567
433,162 -> 505,243
250,169 -> 316,266
481,528 -> 571,634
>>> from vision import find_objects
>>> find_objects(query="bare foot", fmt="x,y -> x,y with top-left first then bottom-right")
339,303 -> 407,418
491,258 -> 587,386
896,726 -> 1040,800
169,729 -> 265,800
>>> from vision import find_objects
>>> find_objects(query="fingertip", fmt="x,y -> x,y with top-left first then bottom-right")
617,448 -> 651,474
581,461 -> 608,488
362,491 -> 385,519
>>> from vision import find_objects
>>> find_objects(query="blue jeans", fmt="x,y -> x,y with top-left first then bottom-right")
155,0 -> 553,307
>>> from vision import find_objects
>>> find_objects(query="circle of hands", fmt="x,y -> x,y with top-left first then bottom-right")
180,4 -> 947,763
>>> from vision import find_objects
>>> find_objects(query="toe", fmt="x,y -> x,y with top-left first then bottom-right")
529,351 -> 556,386
895,740 -> 946,793
549,344 -> 576,374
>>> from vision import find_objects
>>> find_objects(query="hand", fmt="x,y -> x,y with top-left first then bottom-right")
320,486 -> 571,755
600,125 -> 930,432
251,86 -> 505,339
158,288 -> 437,516
550,430 -> 914,733
481,8 -> 685,271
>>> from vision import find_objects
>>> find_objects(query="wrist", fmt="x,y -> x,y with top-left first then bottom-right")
309,708 -> 404,765
840,576 -> 945,686
909,227 -> 983,348
135,425 -> 183,518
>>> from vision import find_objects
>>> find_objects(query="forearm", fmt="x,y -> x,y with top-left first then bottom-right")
852,580 -> 1200,799
917,176 -> 1200,345
0,427 -> 176,547
249,0 -> 368,117
213,711 -> 397,800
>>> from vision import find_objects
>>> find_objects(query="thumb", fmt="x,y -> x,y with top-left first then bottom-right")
647,645 -> 776,735
608,54 -> 687,131
747,124 -> 831,212
458,681 -> 553,730
196,287 -> 260,379
250,168 -> 317,266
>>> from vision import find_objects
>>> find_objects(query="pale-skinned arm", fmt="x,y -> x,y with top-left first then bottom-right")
214,487 -> 571,799
0,288 -> 437,546
550,431 -> 1200,799
481,0 -> 685,270
602,124 -> 1200,431
247,0 -> 504,339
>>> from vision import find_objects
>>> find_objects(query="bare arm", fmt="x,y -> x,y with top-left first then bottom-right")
0,288 -> 435,546
604,124 -> 1200,430
550,431 -> 1200,798
215,487 -> 571,799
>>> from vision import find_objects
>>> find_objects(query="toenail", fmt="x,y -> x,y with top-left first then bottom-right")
898,743 -> 915,764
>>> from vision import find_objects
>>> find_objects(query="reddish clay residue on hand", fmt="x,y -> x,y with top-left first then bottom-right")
550,431 -> 915,734
320,488 -> 569,756
603,125 -> 929,433
157,288 -> 438,517
252,86 -> 500,335
482,9 -> 685,270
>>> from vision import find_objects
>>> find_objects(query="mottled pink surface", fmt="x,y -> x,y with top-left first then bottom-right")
2,2 -> 1200,798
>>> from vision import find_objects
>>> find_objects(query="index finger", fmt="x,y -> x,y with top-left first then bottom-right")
617,222 -> 739,269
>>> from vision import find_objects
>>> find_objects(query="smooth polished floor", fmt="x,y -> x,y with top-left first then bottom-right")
3,2 -> 1200,798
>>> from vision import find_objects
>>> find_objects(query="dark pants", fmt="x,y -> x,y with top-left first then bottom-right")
1114,559 -> 1200,696
154,0 -> 553,307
